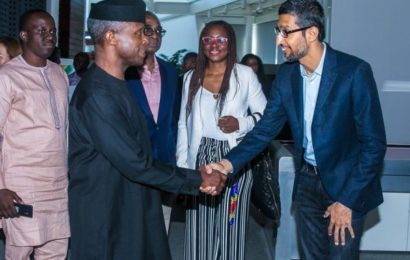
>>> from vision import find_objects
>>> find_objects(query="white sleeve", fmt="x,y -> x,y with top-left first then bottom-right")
237,68 -> 267,135
176,71 -> 192,168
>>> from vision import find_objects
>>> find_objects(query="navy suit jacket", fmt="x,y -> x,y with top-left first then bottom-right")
127,57 -> 178,164
226,46 -> 386,215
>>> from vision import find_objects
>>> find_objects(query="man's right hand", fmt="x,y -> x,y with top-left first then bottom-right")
198,165 -> 227,196
0,189 -> 22,218
207,159 -> 233,175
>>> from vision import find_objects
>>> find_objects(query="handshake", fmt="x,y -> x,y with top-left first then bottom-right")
197,159 -> 234,196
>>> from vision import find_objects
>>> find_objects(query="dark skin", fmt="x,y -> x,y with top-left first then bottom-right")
181,55 -> 197,73
140,13 -> 227,192
143,13 -> 162,73
0,11 -> 56,218
199,166 -> 227,195
201,25 -> 239,134
0,190 -> 22,219
94,21 -> 226,195
202,66 -> 239,133
94,22 -> 147,80
217,116 -> 239,133
20,12 -> 57,67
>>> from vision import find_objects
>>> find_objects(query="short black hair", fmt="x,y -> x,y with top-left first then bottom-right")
73,52 -> 90,74
74,52 -> 90,61
279,0 -> 325,41
240,53 -> 265,85
145,11 -> 160,25
182,52 -> 198,62
19,9 -> 51,31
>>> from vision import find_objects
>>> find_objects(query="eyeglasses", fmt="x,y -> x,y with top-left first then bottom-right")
143,26 -> 166,37
274,26 -> 312,38
201,36 -> 228,46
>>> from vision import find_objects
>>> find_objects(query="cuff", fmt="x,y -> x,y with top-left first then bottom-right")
177,168 -> 201,196
236,117 -> 249,135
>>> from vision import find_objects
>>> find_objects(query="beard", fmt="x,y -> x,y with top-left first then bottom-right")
282,38 -> 307,62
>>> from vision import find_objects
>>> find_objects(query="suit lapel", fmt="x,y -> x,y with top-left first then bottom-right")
157,60 -> 172,124
129,79 -> 154,120
314,46 -> 338,115
290,65 -> 304,131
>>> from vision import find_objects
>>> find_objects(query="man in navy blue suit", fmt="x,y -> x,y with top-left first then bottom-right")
126,11 -> 178,232
127,11 -> 177,165
212,1 -> 386,259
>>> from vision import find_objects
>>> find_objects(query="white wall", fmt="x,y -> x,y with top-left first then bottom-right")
232,24 -> 246,61
159,15 -> 199,58
330,0 -> 410,145
254,21 -> 282,65
46,0 -> 59,31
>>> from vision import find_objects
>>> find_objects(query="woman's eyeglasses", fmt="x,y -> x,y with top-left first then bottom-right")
201,36 -> 228,46
143,26 -> 167,37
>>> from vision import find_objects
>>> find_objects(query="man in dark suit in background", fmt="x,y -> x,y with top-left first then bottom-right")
212,1 -> 386,259
68,1 -> 225,259
127,11 -> 176,166
126,12 -> 178,232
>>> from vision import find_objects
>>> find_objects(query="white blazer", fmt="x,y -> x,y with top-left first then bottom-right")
176,63 -> 267,169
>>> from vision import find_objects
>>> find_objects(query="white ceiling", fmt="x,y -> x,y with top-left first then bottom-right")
148,0 -> 284,24
153,0 -> 197,2
89,0 -> 284,24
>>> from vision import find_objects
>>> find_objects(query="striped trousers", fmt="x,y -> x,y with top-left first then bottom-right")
184,137 -> 253,260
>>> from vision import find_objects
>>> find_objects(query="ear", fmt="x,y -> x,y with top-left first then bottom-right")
306,26 -> 320,43
19,31 -> 28,43
105,30 -> 117,46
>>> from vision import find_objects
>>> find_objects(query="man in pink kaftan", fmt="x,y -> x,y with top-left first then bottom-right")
0,9 -> 69,259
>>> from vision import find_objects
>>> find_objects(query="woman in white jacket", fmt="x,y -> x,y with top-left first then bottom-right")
177,20 -> 266,260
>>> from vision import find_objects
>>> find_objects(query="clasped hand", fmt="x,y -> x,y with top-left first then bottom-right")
197,159 -> 234,196
218,116 -> 239,133
198,165 -> 227,196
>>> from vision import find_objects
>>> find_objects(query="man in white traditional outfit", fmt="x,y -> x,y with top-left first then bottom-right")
0,9 -> 70,259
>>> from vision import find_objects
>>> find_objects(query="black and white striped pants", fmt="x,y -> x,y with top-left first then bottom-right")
184,137 -> 253,260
